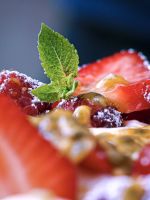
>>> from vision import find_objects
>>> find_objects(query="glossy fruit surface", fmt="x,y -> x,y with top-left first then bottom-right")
0,70 -> 51,115
102,79 -> 150,113
0,94 -> 77,199
75,50 -> 150,113
76,50 -> 150,94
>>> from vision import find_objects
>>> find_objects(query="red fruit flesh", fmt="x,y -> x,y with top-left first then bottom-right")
102,79 -> 150,113
76,50 -> 150,94
75,50 -> 150,113
133,144 -> 150,175
0,70 -> 51,116
0,94 -> 77,199
80,146 -> 112,173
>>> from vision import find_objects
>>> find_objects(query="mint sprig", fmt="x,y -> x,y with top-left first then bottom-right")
32,23 -> 79,102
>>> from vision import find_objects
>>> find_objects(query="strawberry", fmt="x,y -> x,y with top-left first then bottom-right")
76,50 -> 150,94
76,50 -> 150,113
102,79 -> 150,113
0,94 -> 77,199
80,146 -> 112,173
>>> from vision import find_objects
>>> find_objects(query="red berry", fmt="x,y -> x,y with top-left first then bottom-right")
0,70 -> 51,115
75,50 -> 150,113
91,106 -> 123,128
102,79 -> 150,113
57,93 -> 123,128
76,50 -> 150,94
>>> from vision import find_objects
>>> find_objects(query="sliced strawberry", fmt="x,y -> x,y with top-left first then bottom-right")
132,144 -> 150,175
80,146 -> 112,173
0,94 -> 77,199
75,50 -> 150,113
102,79 -> 150,113
76,50 -> 150,94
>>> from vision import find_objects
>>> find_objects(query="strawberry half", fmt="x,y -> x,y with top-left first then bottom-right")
75,50 -> 150,113
0,94 -> 77,199
102,79 -> 150,113
76,50 -> 150,94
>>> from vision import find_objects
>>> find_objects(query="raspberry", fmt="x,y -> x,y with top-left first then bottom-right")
0,70 -> 51,115
57,93 -> 123,128
91,106 -> 123,128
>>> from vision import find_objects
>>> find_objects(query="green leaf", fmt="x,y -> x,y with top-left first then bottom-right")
32,83 -> 61,102
32,23 -> 79,102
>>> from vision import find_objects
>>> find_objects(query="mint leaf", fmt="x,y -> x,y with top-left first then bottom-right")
32,23 -> 79,102
32,83 -> 60,102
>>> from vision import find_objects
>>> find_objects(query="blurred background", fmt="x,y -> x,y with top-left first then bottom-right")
0,0 -> 150,82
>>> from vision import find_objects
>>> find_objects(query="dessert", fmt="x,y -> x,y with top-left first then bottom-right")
1,23 -> 150,199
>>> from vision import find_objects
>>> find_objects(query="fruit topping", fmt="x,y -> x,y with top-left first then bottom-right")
57,92 -> 123,128
90,125 -> 150,174
34,109 -> 95,163
75,50 -> 150,113
102,79 -> 150,113
57,92 -> 109,112
91,106 -> 123,128
73,105 -> 91,126
0,94 -> 77,199
0,70 -> 51,116
94,73 -> 129,92
76,50 -> 150,94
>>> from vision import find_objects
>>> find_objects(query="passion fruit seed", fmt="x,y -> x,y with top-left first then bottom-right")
57,92 -> 111,113
79,92 -> 110,108
57,92 -> 124,128
73,105 -> 91,126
